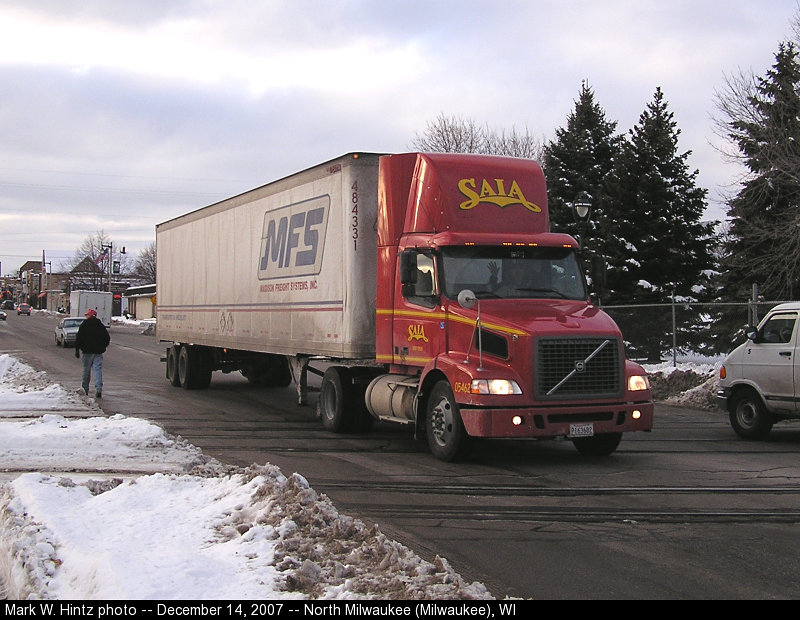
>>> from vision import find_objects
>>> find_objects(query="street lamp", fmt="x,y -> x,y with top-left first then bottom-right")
100,243 -> 113,292
571,191 -> 592,247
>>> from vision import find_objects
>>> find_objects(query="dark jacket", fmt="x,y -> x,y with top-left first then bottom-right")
76,316 -> 111,354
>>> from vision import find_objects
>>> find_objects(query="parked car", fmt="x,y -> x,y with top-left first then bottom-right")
17,303 -> 31,315
0,310 -> 6,320
54,317 -> 84,347
0,300 -> 13,309
718,301 -> 800,439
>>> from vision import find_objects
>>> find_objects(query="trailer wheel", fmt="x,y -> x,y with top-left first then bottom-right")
166,346 -> 181,387
729,389 -> 774,439
572,432 -> 622,456
426,380 -> 471,462
178,345 -> 212,390
319,367 -> 354,432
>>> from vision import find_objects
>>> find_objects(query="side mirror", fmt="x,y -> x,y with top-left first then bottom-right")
590,254 -> 607,296
745,326 -> 758,341
458,289 -> 477,309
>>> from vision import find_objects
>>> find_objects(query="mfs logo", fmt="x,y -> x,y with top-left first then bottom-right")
258,196 -> 330,280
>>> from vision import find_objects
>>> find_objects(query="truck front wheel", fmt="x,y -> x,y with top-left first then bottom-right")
572,432 -> 622,456
729,389 -> 774,439
426,381 -> 471,462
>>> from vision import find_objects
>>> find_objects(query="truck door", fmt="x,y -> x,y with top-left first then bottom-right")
747,310 -> 798,412
395,251 -> 443,367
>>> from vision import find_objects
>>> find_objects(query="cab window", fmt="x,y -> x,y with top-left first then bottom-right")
401,251 -> 437,308
758,313 -> 797,344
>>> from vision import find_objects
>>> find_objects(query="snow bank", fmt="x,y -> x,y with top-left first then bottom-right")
0,354 -> 492,600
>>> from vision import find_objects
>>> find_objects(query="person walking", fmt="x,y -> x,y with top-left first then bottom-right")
75,308 -> 111,398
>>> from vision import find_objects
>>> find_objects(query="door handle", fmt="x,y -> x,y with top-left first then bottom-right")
780,351 -> 792,357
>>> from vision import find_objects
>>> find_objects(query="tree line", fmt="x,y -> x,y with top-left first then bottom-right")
61,233 -> 156,285
411,15 -> 800,359
62,14 -> 800,359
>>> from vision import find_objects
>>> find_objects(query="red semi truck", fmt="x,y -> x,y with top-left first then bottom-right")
156,152 -> 653,461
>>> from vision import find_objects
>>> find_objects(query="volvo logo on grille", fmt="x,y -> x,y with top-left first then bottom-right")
545,339 -> 613,396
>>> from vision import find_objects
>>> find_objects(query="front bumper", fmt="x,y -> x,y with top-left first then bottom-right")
716,388 -> 730,411
459,401 -> 654,438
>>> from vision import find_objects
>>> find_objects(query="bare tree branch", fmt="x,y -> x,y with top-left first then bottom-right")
410,113 -> 543,159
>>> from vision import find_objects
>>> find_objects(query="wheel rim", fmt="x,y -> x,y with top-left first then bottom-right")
736,401 -> 757,428
320,382 -> 337,422
430,395 -> 454,447
178,349 -> 188,384
167,351 -> 175,379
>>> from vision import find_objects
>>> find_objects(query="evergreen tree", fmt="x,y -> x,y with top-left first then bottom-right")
718,43 -> 800,301
543,82 -> 621,246
603,88 -> 717,360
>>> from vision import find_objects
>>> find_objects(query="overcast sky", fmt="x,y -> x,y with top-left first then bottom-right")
0,0 -> 797,276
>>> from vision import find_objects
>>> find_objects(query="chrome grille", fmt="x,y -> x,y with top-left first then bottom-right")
535,337 -> 623,399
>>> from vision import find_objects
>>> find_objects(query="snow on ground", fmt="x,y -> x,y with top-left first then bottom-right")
643,356 -> 722,411
0,321 -> 721,601
0,354 -> 493,600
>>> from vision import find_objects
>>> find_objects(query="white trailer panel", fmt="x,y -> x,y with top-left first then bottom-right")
69,290 -> 112,327
156,153 -> 380,359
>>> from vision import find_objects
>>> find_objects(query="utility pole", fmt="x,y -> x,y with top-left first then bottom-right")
101,243 -> 113,292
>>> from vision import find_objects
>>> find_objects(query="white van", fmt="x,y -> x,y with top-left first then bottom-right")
718,302 -> 800,439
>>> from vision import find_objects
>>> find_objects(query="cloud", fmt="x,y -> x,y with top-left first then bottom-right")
0,0 -> 797,272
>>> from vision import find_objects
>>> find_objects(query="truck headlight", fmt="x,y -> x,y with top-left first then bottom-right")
628,375 -> 650,391
471,379 -> 522,395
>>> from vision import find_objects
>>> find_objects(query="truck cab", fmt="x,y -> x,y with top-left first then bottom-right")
718,302 -> 800,438
369,152 -> 653,460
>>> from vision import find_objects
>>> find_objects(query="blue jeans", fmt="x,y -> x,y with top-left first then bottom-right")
81,353 -> 104,394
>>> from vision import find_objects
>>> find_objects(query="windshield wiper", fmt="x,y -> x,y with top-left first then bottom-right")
515,287 -> 569,299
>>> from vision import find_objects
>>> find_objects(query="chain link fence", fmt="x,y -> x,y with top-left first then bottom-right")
601,300 -> 793,366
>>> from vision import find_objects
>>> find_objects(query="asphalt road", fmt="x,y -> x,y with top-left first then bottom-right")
3,310 -> 800,599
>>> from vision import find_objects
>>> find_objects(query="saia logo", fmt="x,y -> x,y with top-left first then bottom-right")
258,196 -> 330,280
407,324 -> 429,342
457,178 -> 541,212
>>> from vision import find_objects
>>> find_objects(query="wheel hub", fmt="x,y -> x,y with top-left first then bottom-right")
431,397 -> 453,446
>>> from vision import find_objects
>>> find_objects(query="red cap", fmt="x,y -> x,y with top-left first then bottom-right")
85,309 -> 97,318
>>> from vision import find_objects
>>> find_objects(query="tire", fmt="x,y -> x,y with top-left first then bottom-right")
729,389 -> 774,439
347,368 -> 377,433
426,380 -> 471,462
572,432 -> 622,456
319,367 -> 354,433
166,346 -> 181,387
178,346 -> 192,389
178,345 -> 212,390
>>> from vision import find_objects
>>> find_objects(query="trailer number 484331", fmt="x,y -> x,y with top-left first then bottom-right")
569,423 -> 594,437
351,181 -> 359,251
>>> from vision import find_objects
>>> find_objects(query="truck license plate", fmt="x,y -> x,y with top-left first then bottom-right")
570,423 -> 594,437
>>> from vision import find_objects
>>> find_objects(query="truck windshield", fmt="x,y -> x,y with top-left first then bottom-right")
439,246 -> 588,301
